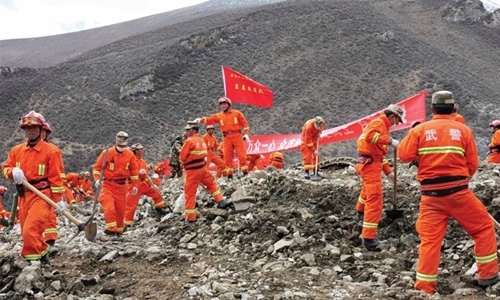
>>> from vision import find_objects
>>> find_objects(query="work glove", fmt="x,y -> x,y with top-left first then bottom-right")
243,134 -> 250,142
12,167 -> 25,184
132,186 -> 138,196
192,118 -> 201,123
79,188 -> 85,194
314,150 -> 319,156
386,172 -> 395,185
390,137 -> 400,147
94,180 -> 101,189
56,200 -> 66,215
139,169 -> 146,175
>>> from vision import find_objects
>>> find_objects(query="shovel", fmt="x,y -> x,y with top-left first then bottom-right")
22,180 -> 97,242
310,139 -> 322,181
386,147 -> 404,220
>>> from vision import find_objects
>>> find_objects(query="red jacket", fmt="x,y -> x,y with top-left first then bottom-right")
357,114 -> 392,160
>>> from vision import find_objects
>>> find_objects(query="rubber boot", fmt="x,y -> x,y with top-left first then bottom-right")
217,199 -> 234,209
304,171 -> 310,180
362,238 -> 388,250
477,274 -> 500,287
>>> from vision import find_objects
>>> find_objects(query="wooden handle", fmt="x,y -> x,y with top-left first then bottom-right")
22,180 -> 82,226
393,147 -> 398,207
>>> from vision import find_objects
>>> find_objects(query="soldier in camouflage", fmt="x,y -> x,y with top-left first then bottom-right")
169,134 -> 185,178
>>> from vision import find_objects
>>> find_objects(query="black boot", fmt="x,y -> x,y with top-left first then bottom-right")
304,171 -> 310,180
362,238 -> 388,251
155,207 -> 168,217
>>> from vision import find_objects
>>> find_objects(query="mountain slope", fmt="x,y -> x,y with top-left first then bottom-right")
1,0 -> 500,174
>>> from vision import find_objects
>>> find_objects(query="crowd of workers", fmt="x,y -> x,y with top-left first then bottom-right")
2,91 -> 500,294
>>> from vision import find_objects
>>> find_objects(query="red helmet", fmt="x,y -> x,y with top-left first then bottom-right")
0,185 -> 7,195
42,121 -> 52,133
19,111 -> 46,129
218,97 -> 232,106
489,120 -> 500,128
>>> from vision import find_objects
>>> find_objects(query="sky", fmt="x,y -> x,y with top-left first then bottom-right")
0,0 -> 208,41
0,0 -> 499,41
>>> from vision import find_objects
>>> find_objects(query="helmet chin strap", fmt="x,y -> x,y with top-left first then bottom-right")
28,135 -> 41,147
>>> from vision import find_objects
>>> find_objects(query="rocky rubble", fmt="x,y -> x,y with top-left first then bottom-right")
2,158 -> 500,299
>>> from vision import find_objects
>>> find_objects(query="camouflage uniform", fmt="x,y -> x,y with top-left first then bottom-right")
169,136 -> 184,178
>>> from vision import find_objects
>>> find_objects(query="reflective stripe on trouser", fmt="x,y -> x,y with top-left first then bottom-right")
63,186 -> 75,204
207,151 -> 227,177
43,206 -> 58,242
99,181 -> 127,234
355,162 -> 383,239
19,190 -> 51,260
300,144 -> 318,172
415,188 -> 498,294
124,181 -> 166,225
356,187 -> 366,213
223,134 -> 248,176
184,167 -> 224,221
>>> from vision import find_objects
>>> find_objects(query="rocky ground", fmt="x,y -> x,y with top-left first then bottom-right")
2,156 -> 500,299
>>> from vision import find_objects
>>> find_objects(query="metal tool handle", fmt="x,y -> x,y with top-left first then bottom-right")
393,147 -> 398,208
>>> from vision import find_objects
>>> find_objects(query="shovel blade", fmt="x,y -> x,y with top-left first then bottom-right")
84,222 -> 97,242
309,175 -> 322,181
386,209 -> 404,220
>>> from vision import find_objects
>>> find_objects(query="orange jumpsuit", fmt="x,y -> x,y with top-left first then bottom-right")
63,172 -> 80,204
124,156 -> 166,225
269,152 -> 284,169
247,154 -> 265,171
0,188 -> 10,227
76,178 -> 94,201
201,108 -> 250,176
355,114 -> 392,241
355,159 -> 392,214
398,114 -> 498,294
300,119 -> 322,172
452,112 -> 466,124
93,146 -> 139,235
2,139 -> 65,261
487,129 -> 500,164
180,133 -> 224,222
202,132 -> 226,176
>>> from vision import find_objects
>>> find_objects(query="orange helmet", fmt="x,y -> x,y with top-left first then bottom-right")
218,97 -> 232,105
19,111 -> 46,129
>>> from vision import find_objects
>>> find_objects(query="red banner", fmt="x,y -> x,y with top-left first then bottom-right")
222,66 -> 274,108
246,91 -> 428,154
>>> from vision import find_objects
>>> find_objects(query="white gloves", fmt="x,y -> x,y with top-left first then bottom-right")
12,167 -> 25,184
192,118 -> 201,123
132,186 -> 138,196
139,169 -> 146,175
56,201 -> 66,214
387,172 -> 395,185
243,134 -> 250,142
390,138 -> 400,147
94,180 -> 101,189
314,150 -> 319,156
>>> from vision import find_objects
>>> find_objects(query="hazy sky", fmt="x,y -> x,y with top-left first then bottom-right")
0,0 -> 208,40
1,0 -> 499,41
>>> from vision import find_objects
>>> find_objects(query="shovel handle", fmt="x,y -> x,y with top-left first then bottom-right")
393,147 -> 398,208
22,180 -> 82,226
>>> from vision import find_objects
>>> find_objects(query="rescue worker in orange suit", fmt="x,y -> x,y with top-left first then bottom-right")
124,143 -> 168,226
76,172 -> 94,201
62,172 -> 81,204
216,141 -> 225,178
202,124 -> 227,177
300,116 -> 326,179
269,151 -> 285,169
355,104 -> 402,250
487,120 -> 500,164
398,90 -> 499,294
39,119 -> 66,255
93,131 -> 139,241
0,186 -> 10,228
2,111 -> 66,263
194,97 -> 250,179
452,103 -> 466,124
180,122 -> 233,224
247,154 -> 265,171
154,162 -> 166,182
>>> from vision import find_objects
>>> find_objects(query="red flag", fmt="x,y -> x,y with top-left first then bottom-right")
222,66 -> 274,108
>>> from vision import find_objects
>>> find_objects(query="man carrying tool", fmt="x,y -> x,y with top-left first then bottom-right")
355,104 -> 402,250
2,111 -> 66,264
269,151 -> 285,169
93,131 -> 139,241
75,171 -> 94,202
487,120 -> 500,164
202,124 -> 227,177
398,90 -> 499,294
300,116 -> 325,179
124,143 -> 169,226
193,97 -> 251,179
180,122 -> 233,224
